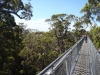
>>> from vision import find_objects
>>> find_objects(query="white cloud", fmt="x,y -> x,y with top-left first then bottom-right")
15,19 -> 50,32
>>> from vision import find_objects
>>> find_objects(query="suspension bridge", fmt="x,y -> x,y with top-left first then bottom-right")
38,36 -> 100,75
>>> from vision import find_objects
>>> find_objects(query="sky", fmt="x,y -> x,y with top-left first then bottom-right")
15,0 -> 88,31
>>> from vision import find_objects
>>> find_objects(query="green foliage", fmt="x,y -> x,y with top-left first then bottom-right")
18,31 -> 57,74
48,50 -> 59,62
89,26 -> 100,49
0,24 -> 23,75
81,0 -> 100,24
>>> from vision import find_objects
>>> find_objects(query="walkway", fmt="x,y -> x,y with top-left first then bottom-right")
72,41 -> 90,75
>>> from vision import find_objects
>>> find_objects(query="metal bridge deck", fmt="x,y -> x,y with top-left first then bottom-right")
72,41 -> 90,75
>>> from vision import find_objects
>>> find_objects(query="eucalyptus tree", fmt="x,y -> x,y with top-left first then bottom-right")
81,0 -> 100,25
45,14 -> 75,53
73,17 -> 85,41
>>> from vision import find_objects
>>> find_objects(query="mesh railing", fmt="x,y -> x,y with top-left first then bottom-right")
38,37 -> 84,75
88,37 -> 100,75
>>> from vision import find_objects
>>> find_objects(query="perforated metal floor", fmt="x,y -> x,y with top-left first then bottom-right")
72,41 -> 90,75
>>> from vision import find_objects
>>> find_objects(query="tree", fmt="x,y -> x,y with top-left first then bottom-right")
89,26 -> 100,49
0,0 -> 33,20
0,0 -> 33,74
0,24 -> 23,75
81,0 -> 100,25
81,0 -> 100,50
46,14 -> 75,53
73,17 -> 85,41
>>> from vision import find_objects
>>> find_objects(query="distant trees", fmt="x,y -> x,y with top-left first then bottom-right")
19,30 -> 59,74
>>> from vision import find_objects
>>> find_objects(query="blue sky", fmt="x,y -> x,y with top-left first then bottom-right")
31,0 -> 88,20
15,0 -> 88,31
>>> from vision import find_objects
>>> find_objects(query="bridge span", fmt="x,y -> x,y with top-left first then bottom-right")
38,37 -> 100,75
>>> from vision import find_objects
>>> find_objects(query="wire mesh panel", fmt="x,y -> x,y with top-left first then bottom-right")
54,59 -> 67,75
88,37 -> 100,75
95,55 -> 100,74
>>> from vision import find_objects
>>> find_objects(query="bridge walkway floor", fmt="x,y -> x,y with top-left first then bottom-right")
72,41 -> 90,75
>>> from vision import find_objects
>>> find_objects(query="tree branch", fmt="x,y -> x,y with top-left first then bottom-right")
0,8 -> 24,19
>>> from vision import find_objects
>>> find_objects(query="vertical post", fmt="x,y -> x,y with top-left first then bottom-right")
66,58 -> 69,75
